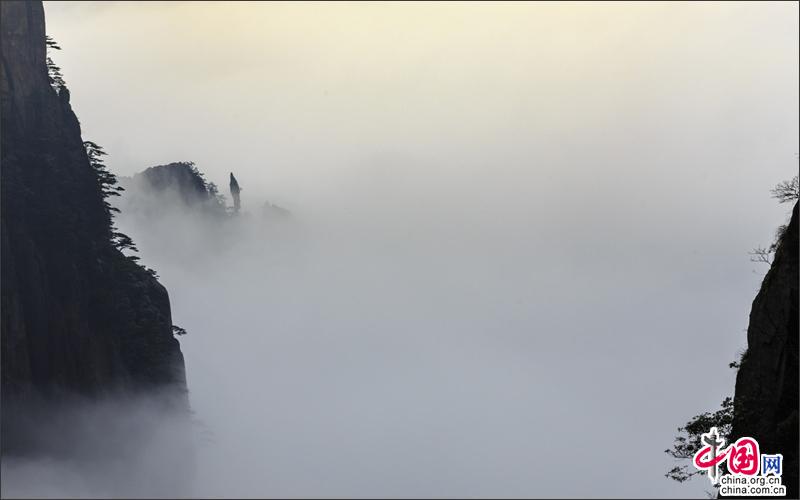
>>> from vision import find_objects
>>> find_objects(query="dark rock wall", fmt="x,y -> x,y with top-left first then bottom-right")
732,202 -> 798,496
1,0 -> 187,454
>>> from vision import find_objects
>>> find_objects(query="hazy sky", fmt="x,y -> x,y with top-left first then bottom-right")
34,1 -> 800,498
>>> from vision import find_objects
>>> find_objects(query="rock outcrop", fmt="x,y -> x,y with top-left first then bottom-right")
732,202 -> 798,496
229,172 -> 241,213
131,162 -> 226,210
1,0 -> 187,454
117,162 -> 229,220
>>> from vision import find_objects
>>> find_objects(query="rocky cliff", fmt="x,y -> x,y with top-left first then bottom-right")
1,1 -> 187,454
732,202 -> 798,496
119,161 -> 229,217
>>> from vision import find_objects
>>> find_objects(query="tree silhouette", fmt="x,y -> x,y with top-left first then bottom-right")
665,397 -> 734,484
771,175 -> 799,204
83,140 -> 137,256
46,35 -> 66,93
45,35 -> 61,50
750,175 -> 799,266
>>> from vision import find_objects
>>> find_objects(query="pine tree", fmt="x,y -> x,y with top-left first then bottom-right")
83,140 -> 137,256
46,35 -> 66,93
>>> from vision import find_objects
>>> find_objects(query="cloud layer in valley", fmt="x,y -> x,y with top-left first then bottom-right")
4,1 -> 796,497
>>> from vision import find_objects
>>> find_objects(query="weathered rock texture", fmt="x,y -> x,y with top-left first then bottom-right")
732,202 -> 798,496
1,1 -> 187,454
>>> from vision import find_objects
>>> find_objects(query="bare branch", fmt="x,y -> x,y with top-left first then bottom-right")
749,247 -> 772,265
770,175 -> 799,204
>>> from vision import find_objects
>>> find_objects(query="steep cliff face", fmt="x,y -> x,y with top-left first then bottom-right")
1,1 -> 187,454
732,202 -> 798,496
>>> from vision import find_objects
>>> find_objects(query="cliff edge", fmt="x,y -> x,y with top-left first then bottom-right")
732,202 -> 798,496
1,1 -> 188,454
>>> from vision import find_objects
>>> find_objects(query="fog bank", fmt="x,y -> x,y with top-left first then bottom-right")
12,1 -> 799,497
